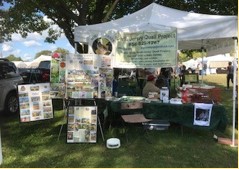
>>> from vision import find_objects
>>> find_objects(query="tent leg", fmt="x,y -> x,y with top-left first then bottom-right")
231,37 -> 238,147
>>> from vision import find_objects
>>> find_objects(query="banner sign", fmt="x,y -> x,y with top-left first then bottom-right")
115,30 -> 177,68
67,106 -> 97,143
18,83 -> 53,122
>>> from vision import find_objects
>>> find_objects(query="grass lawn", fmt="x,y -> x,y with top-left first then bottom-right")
0,74 -> 238,168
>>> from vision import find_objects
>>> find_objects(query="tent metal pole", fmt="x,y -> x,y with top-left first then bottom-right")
231,37 -> 237,147
201,47 -> 205,85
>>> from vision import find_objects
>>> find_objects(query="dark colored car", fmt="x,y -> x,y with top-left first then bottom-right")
20,60 -> 50,83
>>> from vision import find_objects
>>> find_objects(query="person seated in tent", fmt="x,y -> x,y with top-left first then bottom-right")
142,74 -> 160,98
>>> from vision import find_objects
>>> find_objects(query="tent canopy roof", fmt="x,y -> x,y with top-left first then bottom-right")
74,3 -> 237,53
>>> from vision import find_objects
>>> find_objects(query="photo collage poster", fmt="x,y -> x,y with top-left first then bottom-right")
65,53 -> 113,98
67,106 -> 97,143
99,68 -> 113,98
18,83 -> 53,122
50,53 -> 66,98
193,103 -> 213,126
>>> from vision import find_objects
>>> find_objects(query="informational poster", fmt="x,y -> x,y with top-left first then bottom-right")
67,106 -> 97,143
99,68 -> 113,98
65,53 -> 113,98
193,103 -> 213,126
50,53 -> 66,98
66,54 -> 99,98
115,30 -> 177,68
18,83 -> 53,122
93,54 -> 112,68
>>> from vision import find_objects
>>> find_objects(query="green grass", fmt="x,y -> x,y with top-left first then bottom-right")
0,74 -> 238,168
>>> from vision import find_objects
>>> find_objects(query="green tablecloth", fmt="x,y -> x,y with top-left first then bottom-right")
107,100 -> 228,131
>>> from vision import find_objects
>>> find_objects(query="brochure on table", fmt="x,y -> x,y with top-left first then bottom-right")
18,83 -> 53,122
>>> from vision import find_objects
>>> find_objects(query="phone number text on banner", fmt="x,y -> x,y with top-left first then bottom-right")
115,31 -> 177,68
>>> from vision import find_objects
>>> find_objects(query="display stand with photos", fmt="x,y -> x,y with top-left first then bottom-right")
62,98 -> 104,143
18,83 -> 54,122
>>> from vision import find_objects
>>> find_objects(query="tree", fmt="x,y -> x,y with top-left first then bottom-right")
53,48 -> 69,56
0,0 -> 237,54
35,50 -> 52,59
6,54 -> 22,61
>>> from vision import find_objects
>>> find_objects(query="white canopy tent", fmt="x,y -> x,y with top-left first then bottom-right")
74,3 -> 237,55
74,3 -> 238,147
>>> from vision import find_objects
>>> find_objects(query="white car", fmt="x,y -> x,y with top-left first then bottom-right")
0,59 -> 23,114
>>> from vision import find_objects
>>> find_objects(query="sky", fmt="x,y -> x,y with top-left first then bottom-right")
0,3 -> 75,61
0,30 -> 75,61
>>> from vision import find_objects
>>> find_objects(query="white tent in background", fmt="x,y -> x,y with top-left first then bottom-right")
196,54 -> 234,74
12,61 -> 27,68
182,59 -> 198,70
28,55 -> 51,68
24,61 -> 32,67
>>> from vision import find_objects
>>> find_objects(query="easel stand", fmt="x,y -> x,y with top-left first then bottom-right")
57,98 -> 105,142
28,69 -> 39,83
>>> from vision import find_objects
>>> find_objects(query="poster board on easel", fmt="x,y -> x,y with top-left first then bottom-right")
18,83 -> 53,122
66,105 -> 97,143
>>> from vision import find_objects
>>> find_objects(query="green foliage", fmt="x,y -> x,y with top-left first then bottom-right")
35,50 -> 52,59
53,48 -> 69,55
5,54 -> 22,61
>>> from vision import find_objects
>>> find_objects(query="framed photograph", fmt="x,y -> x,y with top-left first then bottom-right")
193,103 -> 213,126
184,73 -> 199,83
67,106 -> 98,143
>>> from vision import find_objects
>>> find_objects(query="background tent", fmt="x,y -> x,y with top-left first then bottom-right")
28,55 -> 51,68
74,3 -> 237,55
12,61 -> 27,68
182,59 -> 198,70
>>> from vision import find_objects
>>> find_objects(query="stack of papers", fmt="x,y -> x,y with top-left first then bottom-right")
170,98 -> 182,104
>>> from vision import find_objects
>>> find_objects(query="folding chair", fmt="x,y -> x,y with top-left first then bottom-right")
120,101 -> 151,143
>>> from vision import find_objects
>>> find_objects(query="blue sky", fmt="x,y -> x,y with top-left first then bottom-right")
0,31 -> 75,61
0,3 -> 75,61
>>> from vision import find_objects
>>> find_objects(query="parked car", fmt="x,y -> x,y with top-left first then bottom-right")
20,60 -> 50,83
0,58 -> 23,114
216,67 -> 227,74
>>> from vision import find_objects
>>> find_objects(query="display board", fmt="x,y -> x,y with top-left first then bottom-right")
18,83 -> 53,122
65,53 -> 113,98
50,54 -> 66,98
67,106 -> 97,143
115,30 -> 177,68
